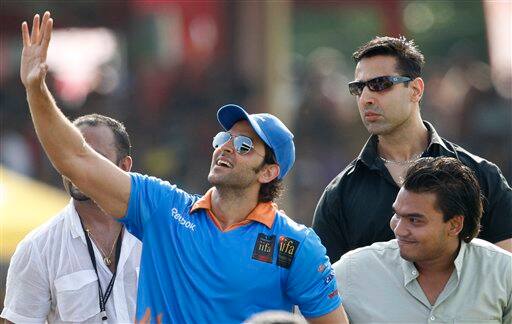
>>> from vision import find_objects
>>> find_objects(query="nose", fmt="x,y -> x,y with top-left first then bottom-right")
359,86 -> 376,106
390,214 -> 407,237
219,137 -> 234,154
390,214 -> 398,230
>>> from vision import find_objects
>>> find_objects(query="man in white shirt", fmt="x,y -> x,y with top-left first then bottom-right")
334,157 -> 512,323
1,113 -> 142,323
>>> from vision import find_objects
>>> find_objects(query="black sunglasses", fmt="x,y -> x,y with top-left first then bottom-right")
348,76 -> 412,96
212,131 -> 263,156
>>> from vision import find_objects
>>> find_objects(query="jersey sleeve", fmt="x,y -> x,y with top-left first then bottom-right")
286,229 -> 342,318
1,239 -> 50,323
118,172 -> 180,240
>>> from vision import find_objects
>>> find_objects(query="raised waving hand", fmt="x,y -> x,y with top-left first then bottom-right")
19,11 -> 132,218
20,11 -> 53,89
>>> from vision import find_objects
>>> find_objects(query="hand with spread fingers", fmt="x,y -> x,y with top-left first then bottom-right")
20,11 -> 53,90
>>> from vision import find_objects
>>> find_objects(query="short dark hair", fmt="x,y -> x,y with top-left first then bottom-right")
353,36 -> 425,79
257,145 -> 284,203
403,157 -> 483,242
73,114 -> 131,163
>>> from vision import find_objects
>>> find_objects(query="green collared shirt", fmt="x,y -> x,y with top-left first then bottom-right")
334,239 -> 512,323
313,121 -> 512,262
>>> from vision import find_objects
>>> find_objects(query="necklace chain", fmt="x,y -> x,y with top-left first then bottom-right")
85,227 -> 122,266
380,152 -> 423,165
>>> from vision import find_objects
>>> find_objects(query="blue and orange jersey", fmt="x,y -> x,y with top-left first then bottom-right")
119,173 -> 341,323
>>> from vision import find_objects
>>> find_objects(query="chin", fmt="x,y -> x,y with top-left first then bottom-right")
399,250 -> 416,263
364,122 -> 380,134
397,244 -> 421,262
365,123 -> 389,136
207,173 -> 223,186
70,188 -> 90,201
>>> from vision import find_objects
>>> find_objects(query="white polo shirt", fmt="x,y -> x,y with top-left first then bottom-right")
1,201 -> 142,323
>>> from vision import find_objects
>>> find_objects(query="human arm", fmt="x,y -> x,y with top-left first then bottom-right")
476,160 -> 512,253
20,12 -> 130,217
495,238 -> 512,252
312,187 -> 349,262
286,229 -> 347,322
307,305 -> 348,324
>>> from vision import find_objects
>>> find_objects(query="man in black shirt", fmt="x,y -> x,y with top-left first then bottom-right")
312,36 -> 512,262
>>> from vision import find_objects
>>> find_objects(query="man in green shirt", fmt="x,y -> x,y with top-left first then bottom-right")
334,157 -> 511,323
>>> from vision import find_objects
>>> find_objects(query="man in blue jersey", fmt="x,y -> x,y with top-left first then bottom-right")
19,12 -> 348,323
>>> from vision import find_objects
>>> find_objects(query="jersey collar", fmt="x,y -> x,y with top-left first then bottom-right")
190,188 -> 277,229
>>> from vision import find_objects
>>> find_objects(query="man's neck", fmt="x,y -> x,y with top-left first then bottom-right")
378,115 -> 429,161
210,186 -> 260,230
414,240 -> 461,305
73,199 -> 120,232
74,199 -> 123,273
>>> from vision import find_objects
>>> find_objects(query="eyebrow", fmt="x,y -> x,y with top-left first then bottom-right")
392,207 -> 426,219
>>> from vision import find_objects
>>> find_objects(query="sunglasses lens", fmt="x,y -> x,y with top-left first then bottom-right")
233,136 -> 253,155
348,82 -> 364,96
212,131 -> 231,149
368,77 -> 393,91
213,132 -> 254,155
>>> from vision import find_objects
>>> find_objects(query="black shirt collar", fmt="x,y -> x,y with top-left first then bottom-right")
356,121 -> 453,170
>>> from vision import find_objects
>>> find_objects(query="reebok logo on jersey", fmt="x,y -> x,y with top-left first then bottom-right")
171,208 -> 196,231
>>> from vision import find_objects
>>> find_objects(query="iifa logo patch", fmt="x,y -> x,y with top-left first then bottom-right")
277,236 -> 299,269
252,233 -> 276,263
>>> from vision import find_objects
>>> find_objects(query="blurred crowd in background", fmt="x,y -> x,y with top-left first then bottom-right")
1,1 -> 510,230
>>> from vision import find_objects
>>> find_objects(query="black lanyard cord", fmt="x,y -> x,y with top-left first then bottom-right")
79,217 -> 123,321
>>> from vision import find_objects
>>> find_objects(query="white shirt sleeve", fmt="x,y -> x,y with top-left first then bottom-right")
333,255 -> 350,300
1,239 -> 51,323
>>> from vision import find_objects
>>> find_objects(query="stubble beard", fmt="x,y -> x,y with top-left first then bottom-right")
398,249 -> 416,263
63,178 -> 91,202
361,113 -> 396,136
208,171 -> 252,191
398,241 -> 443,264
69,185 -> 91,202
208,163 -> 262,193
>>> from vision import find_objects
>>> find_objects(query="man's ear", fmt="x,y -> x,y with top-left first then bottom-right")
118,156 -> 133,172
448,215 -> 464,237
258,164 -> 279,184
410,77 -> 424,103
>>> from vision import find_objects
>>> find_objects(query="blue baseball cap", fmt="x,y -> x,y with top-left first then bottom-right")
217,104 -> 295,179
